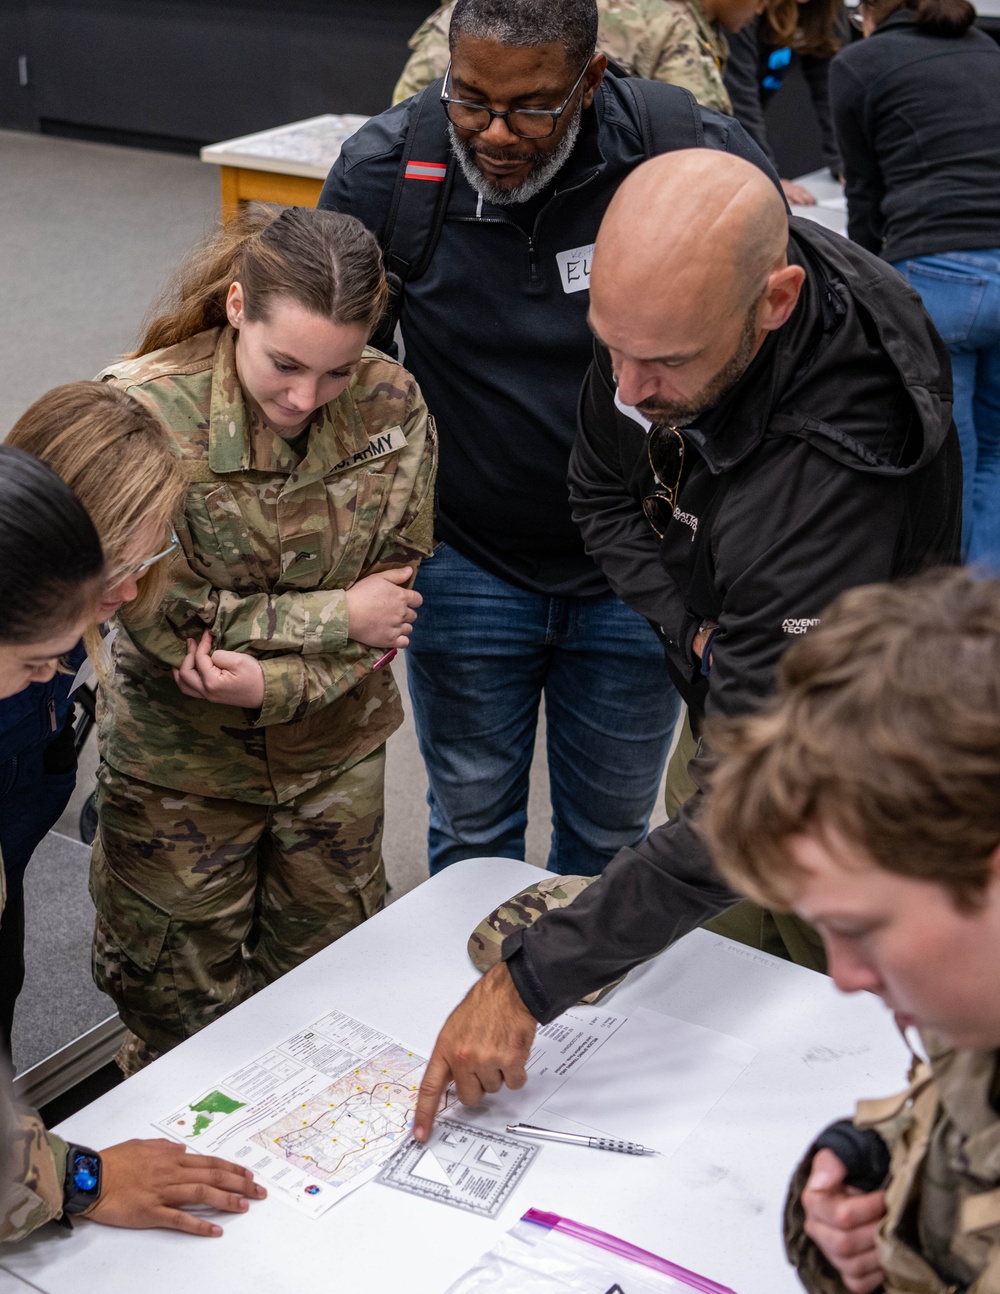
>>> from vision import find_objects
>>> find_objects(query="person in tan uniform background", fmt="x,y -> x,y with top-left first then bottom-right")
702,568 -> 1000,1294
0,442 -> 265,1242
90,205 -> 436,1074
392,0 -> 767,114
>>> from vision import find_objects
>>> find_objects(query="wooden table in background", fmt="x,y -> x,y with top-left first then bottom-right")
200,114 -> 369,219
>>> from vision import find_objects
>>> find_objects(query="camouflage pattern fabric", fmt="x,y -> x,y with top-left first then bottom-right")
96,326 -> 437,806
392,0 -> 731,115
0,1083 -> 66,1242
114,1030 -> 162,1080
786,1035 -> 1000,1293
468,875 -> 625,1005
0,854 -> 66,1241
91,748 -> 387,1057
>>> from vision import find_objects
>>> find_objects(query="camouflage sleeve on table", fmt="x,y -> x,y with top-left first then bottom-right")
391,3 -> 454,104
1,1088 -> 66,1242
646,10 -> 732,113
254,395 -> 436,728
121,547 -> 350,671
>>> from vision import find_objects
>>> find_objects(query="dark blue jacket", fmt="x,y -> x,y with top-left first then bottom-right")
0,641 -> 85,765
320,76 -> 777,597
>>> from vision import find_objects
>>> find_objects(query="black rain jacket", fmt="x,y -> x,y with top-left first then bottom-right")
503,215 -> 962,1022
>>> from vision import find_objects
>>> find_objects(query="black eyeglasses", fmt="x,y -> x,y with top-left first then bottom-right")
441,58 -> 592,139
643,425 -> 685,538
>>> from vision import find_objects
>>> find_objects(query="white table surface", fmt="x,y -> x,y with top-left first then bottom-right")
791,168 -> 848,237
200,114 -> 369,180
0,858 -> 908,1294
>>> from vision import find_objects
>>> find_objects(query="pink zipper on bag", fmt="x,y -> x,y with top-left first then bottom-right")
522,1210 -> 738,1294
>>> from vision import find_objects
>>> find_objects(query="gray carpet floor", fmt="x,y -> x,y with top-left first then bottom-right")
1,127 -> 673,1076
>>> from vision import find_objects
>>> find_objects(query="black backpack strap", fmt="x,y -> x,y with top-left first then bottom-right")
373,77 -> 455,351
618,77 -> 704,158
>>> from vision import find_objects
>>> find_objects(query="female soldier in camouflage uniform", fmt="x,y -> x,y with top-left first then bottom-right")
92,206 -> 437,1072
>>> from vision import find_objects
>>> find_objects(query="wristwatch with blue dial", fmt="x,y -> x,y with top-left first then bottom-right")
62,1145 -> 102,1215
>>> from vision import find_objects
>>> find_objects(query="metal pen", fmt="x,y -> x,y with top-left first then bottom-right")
506,1122 -> 657,1156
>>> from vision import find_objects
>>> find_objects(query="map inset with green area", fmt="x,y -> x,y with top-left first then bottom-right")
187,1091 -> 245,1137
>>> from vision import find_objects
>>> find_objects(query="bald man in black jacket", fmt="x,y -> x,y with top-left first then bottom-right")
412,150 -> 961,1138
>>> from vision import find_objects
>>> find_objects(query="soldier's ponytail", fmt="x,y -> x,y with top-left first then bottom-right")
132,205 -> 389,357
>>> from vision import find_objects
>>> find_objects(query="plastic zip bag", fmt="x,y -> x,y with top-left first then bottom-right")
445,1208 -> 737,1293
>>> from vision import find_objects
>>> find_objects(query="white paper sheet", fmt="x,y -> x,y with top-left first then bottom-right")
454,1004 -> 757,1161
539,1007 -> 758,1157
449,1006 -> 629,1131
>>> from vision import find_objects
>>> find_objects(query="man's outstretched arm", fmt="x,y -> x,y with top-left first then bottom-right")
413,962 -> 539,1142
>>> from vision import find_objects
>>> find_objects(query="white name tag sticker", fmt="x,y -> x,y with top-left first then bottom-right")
556,243 -> 595,294
331,425 -> 407,475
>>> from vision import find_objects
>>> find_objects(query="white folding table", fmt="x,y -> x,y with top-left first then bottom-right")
0,858 -> 908,1294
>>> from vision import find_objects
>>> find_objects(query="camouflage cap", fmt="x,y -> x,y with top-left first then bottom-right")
468,874 -> 624,1005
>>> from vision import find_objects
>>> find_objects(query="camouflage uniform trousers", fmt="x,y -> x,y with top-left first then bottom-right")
91,747 -> 386,1059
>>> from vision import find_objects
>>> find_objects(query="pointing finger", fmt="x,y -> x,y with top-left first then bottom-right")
413,1051 -> 452,1142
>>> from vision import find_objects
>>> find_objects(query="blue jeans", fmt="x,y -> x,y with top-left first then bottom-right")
893,250 -> 1000,567
407,543 -> 681,877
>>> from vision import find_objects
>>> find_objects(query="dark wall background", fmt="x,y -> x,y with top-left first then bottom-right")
0,2 -> 997,167
0,0 -> 431,148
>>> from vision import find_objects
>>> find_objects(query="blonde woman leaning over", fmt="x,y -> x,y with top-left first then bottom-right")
91,205 -> 436,1073
1,382 -> 185,1055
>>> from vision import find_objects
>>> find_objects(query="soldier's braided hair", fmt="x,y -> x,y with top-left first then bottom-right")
0,444 -> 104,645
132,205 -> 389,358
451,0 -> 599,70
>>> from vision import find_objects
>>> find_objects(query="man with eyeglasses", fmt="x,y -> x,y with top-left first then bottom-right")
320,0 -> 776,885
411,149 -> 962,1142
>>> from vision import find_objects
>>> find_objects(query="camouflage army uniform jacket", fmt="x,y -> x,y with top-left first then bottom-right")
98,326 -> 436,805
0,859 -> 66,1241
392,0 -> 731,114
786,1035 -> 1000,1293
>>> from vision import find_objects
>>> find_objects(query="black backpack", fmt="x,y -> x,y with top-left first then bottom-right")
372,71 -> 705,351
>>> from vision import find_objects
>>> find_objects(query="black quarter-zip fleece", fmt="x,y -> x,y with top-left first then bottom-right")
320,77 -> 777,596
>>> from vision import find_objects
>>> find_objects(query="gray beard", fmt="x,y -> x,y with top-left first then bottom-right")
447,106 -> 583,207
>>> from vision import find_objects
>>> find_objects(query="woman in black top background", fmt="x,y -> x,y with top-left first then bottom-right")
831,0 -> 1000,567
